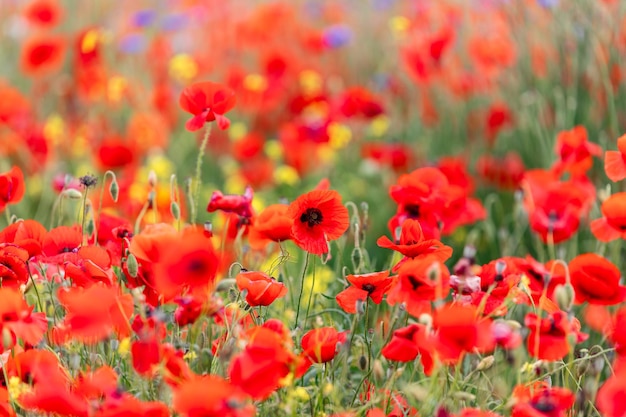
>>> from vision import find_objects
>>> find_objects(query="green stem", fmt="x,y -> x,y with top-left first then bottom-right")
191,125 -> 212,225
294,252 -> 311,330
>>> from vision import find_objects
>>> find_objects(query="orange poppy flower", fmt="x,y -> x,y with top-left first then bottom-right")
287,189 -> 349,255
605,134 -> 626,182
0,166 -> 25,213
173,375 -> 255,417
236,271 -> 287,307
591,192 -> 626,242
23,0 -> 62,27
153,229 -> 219,302
247,203 -> 293,250
336,271 -> 393,314
569,253 -> 626,305
381,323 -> 434,375
21,35 -> 66,77
179,81 -> 237,131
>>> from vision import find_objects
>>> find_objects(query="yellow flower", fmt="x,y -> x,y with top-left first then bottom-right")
299,70 -> 323,96
369,115 -> 390,137
118,337 -> 131,356
274,165 -> 300,186
389,16 -> 410,36
169,54 -> 198,83
243,74 -> 268,92
107,76 -> 127,103
229,122 -> 248,141
81,29 -> 100,54
328,123 -> 352,149
43,114 -> 65,146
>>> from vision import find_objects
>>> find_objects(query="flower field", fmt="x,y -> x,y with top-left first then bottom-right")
2,0 -> 626,416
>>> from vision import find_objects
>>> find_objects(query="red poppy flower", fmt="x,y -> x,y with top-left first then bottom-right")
484,103 -> 514,145
511,386 -> 574,417
0,166 -> 25,212
248,203 -> 293,250
386,256 -> 451,318
23,0 -> 62,27
0,288 -> 48,348
207,185 -> 254,218
433,304 -> 495,364
57,283 -> 133,343
381,323 -> 434,375
523,172 -> 590,244
0,245 -> 29,288
42,225 -> 82,257
152,229 -> 219,302
336,271 -> 393,314
173,375 -> 255,417
179,81 -> 236,131
568,253 -> 626,305
605,134 -> 626,182
597,370 -> 626,417
591,192 -> 626,242
377,219 -> 452,268
287,189 -> 349,255
336,86 -> 384,119
0,219 -> 47,258
21,35 -> 66,76
553,125 -> 601,175
525,310 -> 581,361
236,270 -> 287,307
229,326 -> 295,400
476,152 -> 525,190
301,327 -> 347,364
455,409 -> 503,417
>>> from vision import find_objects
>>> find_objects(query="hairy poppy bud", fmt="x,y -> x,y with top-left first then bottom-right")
126,253 -> 138,278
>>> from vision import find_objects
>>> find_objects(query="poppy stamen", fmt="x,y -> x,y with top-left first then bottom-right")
300,208 -> 324,228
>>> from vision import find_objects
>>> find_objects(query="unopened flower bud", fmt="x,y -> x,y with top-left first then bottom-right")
170,202 -> 180,220
63,189 -> 83,199
148,170 -> 157,187
109,179 -> 119,202
126,253 -> 139,277
476,355 -> 495,371
554,283 -> 575,312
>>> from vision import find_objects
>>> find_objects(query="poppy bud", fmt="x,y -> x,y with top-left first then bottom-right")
85,218 -> 95,238
554,283 -> 575,311
109,179 -> 119,202
148,170 -> 157,188
2,328 -> 14,350
404,383 -> 428,402
372,359 -> 384,381
63,189 -> 83,199
476,355 -> 495,371
170,201 -> 180,220
359,355 -> 368,370
126,253 -> 139,278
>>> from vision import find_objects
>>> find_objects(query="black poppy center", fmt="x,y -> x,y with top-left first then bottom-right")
187,259 -> 208,274
300,208 -> 323,227
362,283 -> 375,294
